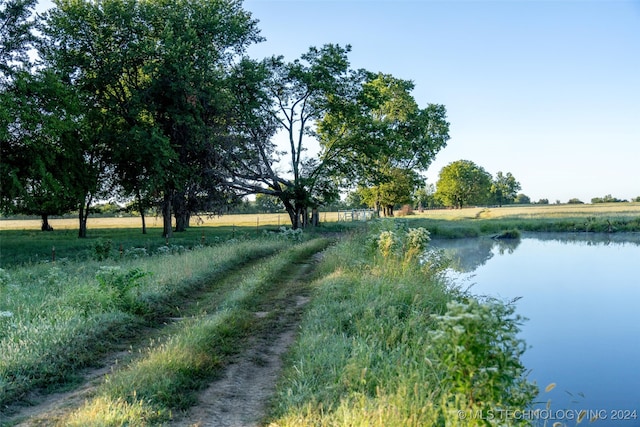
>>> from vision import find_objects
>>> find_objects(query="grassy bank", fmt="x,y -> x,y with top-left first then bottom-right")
0,236 -> 299,412
266,220 -> 537,426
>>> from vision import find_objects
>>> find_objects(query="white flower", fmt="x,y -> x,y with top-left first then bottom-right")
0,311 -> 13,318
452,325 -> 466,334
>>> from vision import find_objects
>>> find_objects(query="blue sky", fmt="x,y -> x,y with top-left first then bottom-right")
37,0 -> 640,202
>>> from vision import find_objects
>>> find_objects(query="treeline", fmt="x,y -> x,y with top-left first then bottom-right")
1,0 -> 450,236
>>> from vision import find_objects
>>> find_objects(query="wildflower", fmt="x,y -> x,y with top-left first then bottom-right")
0,311 -> 13,318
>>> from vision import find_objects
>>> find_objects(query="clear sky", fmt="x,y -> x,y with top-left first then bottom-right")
36,0 -> 640,202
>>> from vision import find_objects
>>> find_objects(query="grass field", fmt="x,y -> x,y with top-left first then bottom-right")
2,204 -> 639,266
415,202 -> 640,221
0,212 -> 342,231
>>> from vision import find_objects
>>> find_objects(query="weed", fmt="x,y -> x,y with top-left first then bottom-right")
93,238 -> 113,261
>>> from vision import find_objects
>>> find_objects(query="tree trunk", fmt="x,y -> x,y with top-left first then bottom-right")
283,199 -> 299,229
311,208 -> 319,227
41,214 -> 53,231
140,209 -> 147,234
175,212 -> 189,232
78,207 -> 88,238
173,193 -> 190,232
78,193 -> 92,238
162,192 -> 173,238
136,190 -> 147,234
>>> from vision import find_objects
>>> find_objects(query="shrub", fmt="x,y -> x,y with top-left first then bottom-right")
95,266 -> 152,314
396,204 -> 414,216
428,298 -> 538,416
494,229 -> 521,239
93,239 -> 113,261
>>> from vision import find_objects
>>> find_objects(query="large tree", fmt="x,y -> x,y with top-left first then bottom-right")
490,171 -> 521,207
226,48 -> 449,228
42,0 -> 261,237
1,0 -> 88,230
318,72 -> 449,216
435,160 -> 492,208
225,45 -> 357,228
1,69 -> 85,230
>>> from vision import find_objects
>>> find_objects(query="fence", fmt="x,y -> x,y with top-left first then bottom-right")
337,209 -> 377,222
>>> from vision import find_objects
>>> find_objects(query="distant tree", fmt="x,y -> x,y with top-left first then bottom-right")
535,198 -> 549,205
633,196 -> 640,203
514,193 -> 531,204
255,193 -> 283,213
345,191 -> 367,209
591,194 -> 625,204
435,160 -> 492,209
358,167 -> 421,216
490,171 -> 521,207
567,198 -> 584,204
413,182 -> 440,209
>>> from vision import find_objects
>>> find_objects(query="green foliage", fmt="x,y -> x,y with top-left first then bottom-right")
494,229 -> 521,239
0,0 -> 37,80
358,167 -> 422,215
490,171 -> 521,206
93,238 -> 113,261
591,194 -> 626,203
435,160 -> 492,208
429,299 -> 537,418
567,198 -> 584,204
514,193 -> 531,204
95,266 -> 152,314
319,72 -> 449,218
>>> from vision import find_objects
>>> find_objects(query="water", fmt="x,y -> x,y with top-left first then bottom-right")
430,233 -> 640,426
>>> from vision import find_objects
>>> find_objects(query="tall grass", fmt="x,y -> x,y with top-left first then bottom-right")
59,238 -> 331,426
0,237 -> 291,410
267,221 -> 537,426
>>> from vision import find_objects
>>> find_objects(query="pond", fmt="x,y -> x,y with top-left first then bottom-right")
429,233 -> 640,426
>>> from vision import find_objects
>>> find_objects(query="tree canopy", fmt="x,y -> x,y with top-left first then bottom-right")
435,160 -> 493,209
490,171 -> 521,207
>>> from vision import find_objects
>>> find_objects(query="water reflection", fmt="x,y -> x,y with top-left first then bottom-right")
432,237 -> 521,272
429,234 -> 640,426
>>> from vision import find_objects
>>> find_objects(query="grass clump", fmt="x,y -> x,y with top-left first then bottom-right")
267,220 -> 537,426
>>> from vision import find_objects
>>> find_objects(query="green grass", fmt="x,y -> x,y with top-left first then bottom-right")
0,236 -> 296,411
266,224 -> 537,426
58,238 -> 332,426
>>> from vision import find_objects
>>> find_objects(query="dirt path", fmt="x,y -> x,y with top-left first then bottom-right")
171,261 -> 315,427
3,253 -> 320,427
